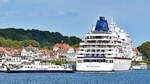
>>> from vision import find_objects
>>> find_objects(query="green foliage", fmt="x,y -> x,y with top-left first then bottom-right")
0,37 -> 40,48
132,60 -> 150,64
69,36 -> 81,46
39,46 -> 52,50
138,42 -> 150,60
0,28 -> 81,48
20,40 -> 40,47
72,43 -> 80,47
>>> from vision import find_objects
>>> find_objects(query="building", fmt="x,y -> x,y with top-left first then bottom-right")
132,48 -> 143,61
53,43 -> 77,61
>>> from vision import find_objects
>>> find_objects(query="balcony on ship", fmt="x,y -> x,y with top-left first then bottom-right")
80,42 -> 121,46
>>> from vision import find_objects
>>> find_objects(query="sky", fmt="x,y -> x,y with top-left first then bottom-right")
0,0 -> 150,47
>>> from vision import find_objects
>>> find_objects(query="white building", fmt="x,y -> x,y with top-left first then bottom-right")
132,48 -> 143,61
53,43 -> 77,61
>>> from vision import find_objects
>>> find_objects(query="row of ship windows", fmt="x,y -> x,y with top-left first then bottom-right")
82,40 -> 110,43
80,49 -> 112,52
79,54 -> 112,56
80,45 -> 115,48
78,59 -> 113,63
84,41 -> 121,44
85,36 -> 125,42
25,66 -> 34,68
85,36 -> 111,39
24,66 -> 64,68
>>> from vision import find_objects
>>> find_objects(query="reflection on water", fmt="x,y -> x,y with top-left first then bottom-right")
0,70 -> 149,84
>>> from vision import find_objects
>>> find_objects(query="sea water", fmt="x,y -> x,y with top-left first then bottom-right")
0,70 -> 149,84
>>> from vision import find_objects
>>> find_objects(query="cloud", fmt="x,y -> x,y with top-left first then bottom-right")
0,0 -> 8,3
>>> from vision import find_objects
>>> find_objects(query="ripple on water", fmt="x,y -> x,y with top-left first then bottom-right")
0,70 -> 149,84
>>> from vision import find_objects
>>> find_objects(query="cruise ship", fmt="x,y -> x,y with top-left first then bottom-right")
76,17 -> 133,72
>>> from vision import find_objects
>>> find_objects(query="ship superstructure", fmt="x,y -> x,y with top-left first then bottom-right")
2,61 -> 74,73
76,17 -> 133,72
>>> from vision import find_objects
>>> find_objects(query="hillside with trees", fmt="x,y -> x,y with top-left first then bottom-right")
0,28 -> 81,49
138,41 -> 150,60
0,37 -> 40,48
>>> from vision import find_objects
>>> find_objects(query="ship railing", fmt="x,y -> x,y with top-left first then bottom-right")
84,38 -> 110,41
79,47 -> 114,49
83,52 -> 115,54
80,43 -> 121,45
86,31 -> 111,34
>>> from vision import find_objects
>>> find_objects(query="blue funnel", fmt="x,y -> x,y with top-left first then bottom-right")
95,17 -> 109,32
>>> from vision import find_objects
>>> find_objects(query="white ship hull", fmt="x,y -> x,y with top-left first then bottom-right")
132,63 -> 148,70
77,62 -> 113,72
113,59 -> 132,71
76,59 -> 132,72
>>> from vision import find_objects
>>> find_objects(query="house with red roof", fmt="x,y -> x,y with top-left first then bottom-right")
53,43 -> 78,61
132,48 -> 144,61
1,45 -> 42,65
0,47 -> 22,65
39,50 -> 54,60
0,44 -> 78,67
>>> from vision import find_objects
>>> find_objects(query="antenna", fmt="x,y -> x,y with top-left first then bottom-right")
110,17 -> 114,24
91,24 -> 95,32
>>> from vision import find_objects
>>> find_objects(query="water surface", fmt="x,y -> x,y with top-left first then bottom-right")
0,70 -> 149,84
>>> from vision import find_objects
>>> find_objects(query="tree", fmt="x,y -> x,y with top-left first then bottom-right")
138,41 -> 150,60
21,40 -> 40,47
69,36 -> 81,46
0,37 -> 40,48
0,28 -> 81,48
